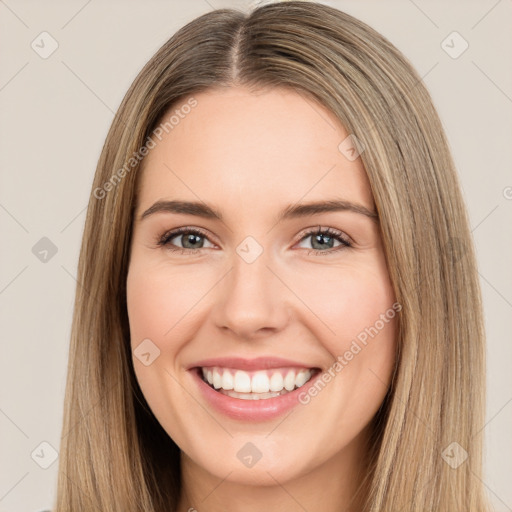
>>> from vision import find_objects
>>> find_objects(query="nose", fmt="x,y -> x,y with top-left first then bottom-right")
211,248 -> 291,341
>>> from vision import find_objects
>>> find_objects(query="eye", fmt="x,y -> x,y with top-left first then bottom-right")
296,226 -> 352,255
157,225 -> 352,256
157,226 -> 215,254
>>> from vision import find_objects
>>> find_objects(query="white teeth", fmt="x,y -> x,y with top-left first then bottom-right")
251,371 -> 270,393
295,369 -> 310,388
221,369 -> 234,390
269,372 -> 284,392
219,389 -> 289,400
212,370 -> 222,389
233,370 -> 252,393
200,366 -> 314,398
284,370 -> 296,391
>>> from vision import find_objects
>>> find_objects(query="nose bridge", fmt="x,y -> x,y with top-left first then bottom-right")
213,238 -> 289,337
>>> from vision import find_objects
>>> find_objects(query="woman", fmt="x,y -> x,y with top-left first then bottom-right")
54,2 -> 489,511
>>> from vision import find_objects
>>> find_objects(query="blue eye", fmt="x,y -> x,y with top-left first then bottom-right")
298,226 -> 352,255
157,225 -> 352,255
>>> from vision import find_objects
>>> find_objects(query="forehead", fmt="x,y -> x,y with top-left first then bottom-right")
137,86 -> 374,217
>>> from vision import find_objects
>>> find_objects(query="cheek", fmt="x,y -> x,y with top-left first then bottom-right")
126,262 -> 211,442
288,259 -> 398,417
288,258 -> 397,353
126,260 -> 212,348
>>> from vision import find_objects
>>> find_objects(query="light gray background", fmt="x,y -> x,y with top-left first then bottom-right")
1,1 -> 511,511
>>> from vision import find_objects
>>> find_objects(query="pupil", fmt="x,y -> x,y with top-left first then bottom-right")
313,233 -> 333,249
184,234 -> 202,249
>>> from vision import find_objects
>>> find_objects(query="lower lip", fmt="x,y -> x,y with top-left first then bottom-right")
190,368 -> 320,421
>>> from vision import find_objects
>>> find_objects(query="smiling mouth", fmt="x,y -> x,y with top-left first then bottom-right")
197,366 -> 320,400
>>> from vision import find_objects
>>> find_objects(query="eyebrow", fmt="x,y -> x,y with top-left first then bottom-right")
139,199 -> 379,223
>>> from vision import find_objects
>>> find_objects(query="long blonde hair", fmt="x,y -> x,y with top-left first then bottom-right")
54,2 -> 489,510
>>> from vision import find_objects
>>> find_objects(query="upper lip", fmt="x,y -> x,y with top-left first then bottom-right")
188,356 -> 319,371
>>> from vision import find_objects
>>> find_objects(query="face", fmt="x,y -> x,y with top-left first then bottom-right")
127,86 -> 398,486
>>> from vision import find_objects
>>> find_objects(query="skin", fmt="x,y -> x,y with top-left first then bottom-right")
126,86 -> 398,512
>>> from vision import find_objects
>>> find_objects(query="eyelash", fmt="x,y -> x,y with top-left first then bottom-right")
156,226 -> 352,256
